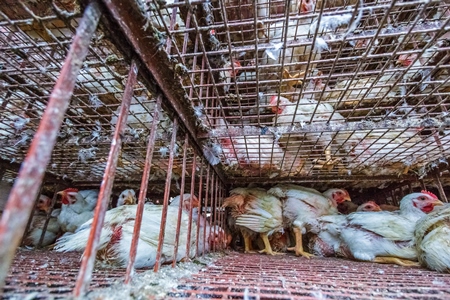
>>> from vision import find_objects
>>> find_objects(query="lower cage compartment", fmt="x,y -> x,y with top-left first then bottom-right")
4,250 -> 450,299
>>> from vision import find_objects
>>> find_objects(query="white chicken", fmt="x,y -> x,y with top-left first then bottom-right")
261,0 -> 320,75
268,184 -> 351,257
415,204 -> 450,272
116,189 -> 137,207
55,194 -> 222,268
56,188 -> 99,233
307,201 -> 381,257
270,95 -> 345,167
217,118 -> 304,177
223,187 -> 283,255
337,191 -> 443,266
25,209 -> 61,247
24,195 -> 61,247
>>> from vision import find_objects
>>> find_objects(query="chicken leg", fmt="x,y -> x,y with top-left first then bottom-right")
287,227 -> 314,258
373,256 -> 420,267
242,231 -> 255,254
258,233 -> 284,255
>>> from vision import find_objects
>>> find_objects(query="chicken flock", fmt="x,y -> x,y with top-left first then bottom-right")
24,188 -> 227,269
22,182 -> 450,274
223,184 -> 450,273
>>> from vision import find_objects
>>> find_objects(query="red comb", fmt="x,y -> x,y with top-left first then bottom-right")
421,190 -> 438,199
64,188 -> 79,193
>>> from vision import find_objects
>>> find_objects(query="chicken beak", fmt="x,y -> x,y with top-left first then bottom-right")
432,199 -> 444,206
124,196 -> 135,205
343,196 -> 352,202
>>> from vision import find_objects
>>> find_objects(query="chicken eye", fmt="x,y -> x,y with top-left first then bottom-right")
419,197 -> 426,201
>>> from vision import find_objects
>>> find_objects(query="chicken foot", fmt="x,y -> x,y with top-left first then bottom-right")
373,256 -> 420,267
287,227 -> 314,258
258,233 -> 284,256
313,146 -> 341,171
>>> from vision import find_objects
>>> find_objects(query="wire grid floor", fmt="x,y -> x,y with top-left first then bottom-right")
4,250 -> 450,299
171,252 -> 450,299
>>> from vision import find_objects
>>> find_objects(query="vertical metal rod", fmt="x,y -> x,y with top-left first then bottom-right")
211,173 -> 218,252
172,134 -> 189,267
185,152 -> 197,261
38,183 -> 62,248
195,161 -> 204,257
20,183 -> 45,246
154,118 -> 179,272
434,172 -> 448,203
203,166 -> 211,257
73,59 -> 138,296
218,184 -> 223,250
124,95 -> 162,284
0,2 -> 101,290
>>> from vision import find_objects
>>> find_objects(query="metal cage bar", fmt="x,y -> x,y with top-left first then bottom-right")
0,2 -> 101,290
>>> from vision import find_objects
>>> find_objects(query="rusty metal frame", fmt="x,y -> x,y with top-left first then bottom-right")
0,1 -> 102,290
154,118 -> 179,272
73,58 -> 139,296
172,133 -> 189,267
124,94 -> 162,283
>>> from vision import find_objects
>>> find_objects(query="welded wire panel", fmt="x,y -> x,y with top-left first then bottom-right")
171,252 -> 450,299
0,1 -> 204,194
143,0 -> 450,185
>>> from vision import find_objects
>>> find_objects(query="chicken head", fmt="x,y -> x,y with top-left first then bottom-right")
357,201 -> 382,212
57,188 -> 79,205
323,188 -> 351,205
36,195 -> 52,213
117,189 -> 136,207
299,0 -> 316,13
408,190 -> 443,213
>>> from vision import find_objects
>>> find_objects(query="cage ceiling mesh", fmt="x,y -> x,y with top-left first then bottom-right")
0,0 -> 450,190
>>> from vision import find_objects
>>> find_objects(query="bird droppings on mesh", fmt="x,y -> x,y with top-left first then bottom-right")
83,252 -> 226,300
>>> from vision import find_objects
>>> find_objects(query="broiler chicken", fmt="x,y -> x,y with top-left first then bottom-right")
55,194 -> 223,268
268,184 -> 351,257
24,195 -> 61,247
270,95 -> 345,168
116,189 -> 137,207
57,188 -> 99,233
261,0 -> 320,75
338,191 -> 443,266
356,201 -> 382,212
415,204 -> 450,272
307,200 -> 380,257
217,118 -> 304,177
223,187 -> 283,255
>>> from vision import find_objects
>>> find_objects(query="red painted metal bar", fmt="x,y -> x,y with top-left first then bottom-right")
211,173 -> 217,252
0,2 -> 101,290
124,95 -> 162,284
184,152 -> 197,260
37,183 -> 61,248
73,59 -> 138,296
434,172 -> 448,203
172,134 -> 189,267
195,161 -> 204,256
203,166 -> 210,257
154,118 -> 179,272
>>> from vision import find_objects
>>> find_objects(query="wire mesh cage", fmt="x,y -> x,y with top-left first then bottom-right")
1,0 -> 450,298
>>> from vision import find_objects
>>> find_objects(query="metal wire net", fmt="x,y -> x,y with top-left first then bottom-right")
0,0 -> 211,195
137,0 -> 450,186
